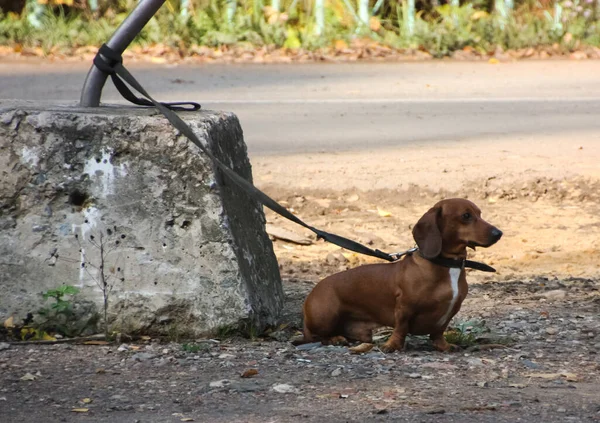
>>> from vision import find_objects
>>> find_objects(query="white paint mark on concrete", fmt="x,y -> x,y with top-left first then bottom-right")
21,146 -> 39,167
83,149 -> 127,198
72,206 -> 102,286
438,267 -> 462,327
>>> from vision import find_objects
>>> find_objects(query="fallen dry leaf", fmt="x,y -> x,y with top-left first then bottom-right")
508,383 -> 527,388
71,408 -> 89,413
377,207 -> 392,217
369,16 -> 381,32
524,372 -> 578,381
334,39 -> 348,51
81,398 -> 92,404
181,418 -> 194,422
488,58 -> 500,64
241,369 -> 259,378
3,316 -> 14,328
83,341 -> 109,345
348,343 -> 374,354
20,373 -> 36,381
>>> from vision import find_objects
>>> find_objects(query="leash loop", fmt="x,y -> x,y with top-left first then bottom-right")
93,44 -> 201,112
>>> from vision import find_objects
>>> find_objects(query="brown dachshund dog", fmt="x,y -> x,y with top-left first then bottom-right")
299,198 -> 502,352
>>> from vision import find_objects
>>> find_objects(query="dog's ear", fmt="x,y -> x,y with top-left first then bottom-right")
412,206 -> 442,259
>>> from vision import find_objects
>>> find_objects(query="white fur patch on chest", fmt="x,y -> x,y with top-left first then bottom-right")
438,267 -> 462,327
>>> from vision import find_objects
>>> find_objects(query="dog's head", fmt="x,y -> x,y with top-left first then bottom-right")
412,198 -> 502,259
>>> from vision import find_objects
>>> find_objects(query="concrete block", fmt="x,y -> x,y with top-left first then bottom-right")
0,101 -> 283,336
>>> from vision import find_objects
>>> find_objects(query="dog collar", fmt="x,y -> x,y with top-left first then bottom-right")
418,251 -> 497,273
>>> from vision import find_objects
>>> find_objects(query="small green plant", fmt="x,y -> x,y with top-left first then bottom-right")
444,318 -> 490,347
35,285 -> 81,338
215,323 -> 240,339
181,342 -> 202,353
41,285 -> 80,312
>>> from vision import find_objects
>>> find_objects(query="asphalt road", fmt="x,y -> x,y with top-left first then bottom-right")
2,60 -> 600,156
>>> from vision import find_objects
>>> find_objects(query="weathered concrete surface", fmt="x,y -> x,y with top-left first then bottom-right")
0,101 -> 283,336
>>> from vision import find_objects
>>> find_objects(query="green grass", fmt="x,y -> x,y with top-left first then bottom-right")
444,318 -> 513,348
1,1 -> 599,57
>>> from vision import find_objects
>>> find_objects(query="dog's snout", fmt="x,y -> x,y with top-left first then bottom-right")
490,227 -> 503,241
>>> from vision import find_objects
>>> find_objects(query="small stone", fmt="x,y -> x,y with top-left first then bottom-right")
0,343 -> 10,351
209,379 -> 231,388
522,360 -> 542,369
20,373 -> 36,381
131,352 -> 156,361
557,407 -> 567,413
543,290 -> 567,300
407,373 -> 422,379
272,383 -> 298,394
546,327 -> 558,335
117,344 -> 129,352
331,368 -> 342,377
218,353 -> 235,359
466,358 -> 484,367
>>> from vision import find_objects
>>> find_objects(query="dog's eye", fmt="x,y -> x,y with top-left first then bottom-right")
462,212 -> 472,221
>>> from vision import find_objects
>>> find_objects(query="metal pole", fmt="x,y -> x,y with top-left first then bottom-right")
80,0 -> 167,107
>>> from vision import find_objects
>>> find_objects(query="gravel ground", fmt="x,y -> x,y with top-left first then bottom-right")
1,275 -> 599,423
1,101 -> 599,422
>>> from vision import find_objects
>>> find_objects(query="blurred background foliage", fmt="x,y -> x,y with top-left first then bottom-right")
0,0 -> 598,56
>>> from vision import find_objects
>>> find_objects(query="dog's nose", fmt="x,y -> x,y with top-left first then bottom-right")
491,228 -> 503,240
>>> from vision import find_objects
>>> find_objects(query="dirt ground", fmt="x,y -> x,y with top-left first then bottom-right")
1,135 -> 600,422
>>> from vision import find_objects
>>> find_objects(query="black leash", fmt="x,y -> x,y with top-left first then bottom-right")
92,44 -> 496,273
93,44 -> 394,262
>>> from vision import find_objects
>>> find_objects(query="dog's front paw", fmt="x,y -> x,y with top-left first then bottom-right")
432,339 -> 461,353
380,340 -> 403,353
